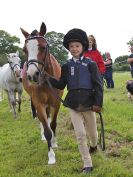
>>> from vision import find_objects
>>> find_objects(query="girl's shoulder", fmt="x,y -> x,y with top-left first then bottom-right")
84,57 -> 96,63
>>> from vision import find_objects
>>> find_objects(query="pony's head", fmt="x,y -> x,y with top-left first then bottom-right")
20,22 -> 49,82
7,51 -> 21,77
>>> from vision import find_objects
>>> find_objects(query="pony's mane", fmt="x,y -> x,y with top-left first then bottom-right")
30,30 -> 39,36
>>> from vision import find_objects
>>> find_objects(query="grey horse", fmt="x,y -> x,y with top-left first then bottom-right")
0,51 -> 23,118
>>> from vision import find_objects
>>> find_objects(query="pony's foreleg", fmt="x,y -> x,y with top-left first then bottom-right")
0,88 -> 3,101
30,99 -> 37,118
6,91 -> 12,111
17,90 -> 22,112
40,106 -> 50,141
37,105 -> 56,164
8,90 -> 17,118
40,122 -> 46,141
50,104 -> 60,148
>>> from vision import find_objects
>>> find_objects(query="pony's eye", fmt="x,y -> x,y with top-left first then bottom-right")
23,46 -> 27,53
39,46 -> 45,52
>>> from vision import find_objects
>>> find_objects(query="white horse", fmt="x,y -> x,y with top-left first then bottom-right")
0,51 -> 23,118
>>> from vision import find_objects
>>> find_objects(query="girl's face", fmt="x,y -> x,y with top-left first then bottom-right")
69,41 -> 83,58
88,36 -> 94,48
106,52 -> 110,58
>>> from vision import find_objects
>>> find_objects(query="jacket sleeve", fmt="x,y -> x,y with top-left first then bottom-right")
96,50 -> 106,74
89,61 -> 103,107
49,63 -> 67,90
127,54 -> 133,64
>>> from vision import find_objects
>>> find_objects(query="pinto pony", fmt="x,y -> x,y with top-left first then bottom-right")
20,22 -> 63,164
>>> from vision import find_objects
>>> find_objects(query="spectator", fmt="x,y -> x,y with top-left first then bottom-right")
104,52 -> 114,88
84,35 -> 106,81
126,80 -> 133,100
127,45 -> 133,78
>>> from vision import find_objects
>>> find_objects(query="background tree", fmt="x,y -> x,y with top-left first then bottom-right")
0,30 -> 20,54
0,30 -> 69,66
0,30 -> 25,66
46,31 -> 69,65
127,37 -> 133,46
102,53 -> 106,61
113,55 -> 129,71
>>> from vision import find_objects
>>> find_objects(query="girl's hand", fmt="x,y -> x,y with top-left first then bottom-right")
21,62 -> 27,78
92,105 -> 102,113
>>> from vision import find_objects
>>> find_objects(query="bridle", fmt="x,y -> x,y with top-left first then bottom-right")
25,36 -> 49,76
8,60 -> 21,76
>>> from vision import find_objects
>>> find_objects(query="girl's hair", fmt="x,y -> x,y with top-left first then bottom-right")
88,35 -> 97,50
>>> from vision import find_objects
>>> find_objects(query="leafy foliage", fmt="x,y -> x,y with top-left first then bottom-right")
127,37 -> 133,46
113,55 -> 129,71
0,30 -> 25,66
46,31 -> 69,65
0,30 -> 20,54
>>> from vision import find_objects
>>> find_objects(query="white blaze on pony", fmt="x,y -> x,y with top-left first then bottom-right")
0,51 -> 23,118
26,40 -> 39,77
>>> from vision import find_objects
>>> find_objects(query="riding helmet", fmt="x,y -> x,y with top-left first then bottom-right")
63,28 -> 89,51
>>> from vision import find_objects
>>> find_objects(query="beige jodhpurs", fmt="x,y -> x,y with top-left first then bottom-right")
69,108 -> 98,167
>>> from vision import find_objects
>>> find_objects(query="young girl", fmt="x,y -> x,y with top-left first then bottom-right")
84,35 -> 106,80
48,28 -> 103,173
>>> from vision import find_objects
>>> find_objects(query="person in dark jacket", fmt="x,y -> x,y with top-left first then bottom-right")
127,45 -> 133,78
104,52 -> 114,88
127,46 -> 133,99
47,28 -> 103,173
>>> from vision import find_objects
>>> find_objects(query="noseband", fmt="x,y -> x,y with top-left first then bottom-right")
8,61 -> 21,74
25,36 -> 49,76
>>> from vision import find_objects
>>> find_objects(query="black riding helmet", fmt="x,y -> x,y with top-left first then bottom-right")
63,28 -> 89,52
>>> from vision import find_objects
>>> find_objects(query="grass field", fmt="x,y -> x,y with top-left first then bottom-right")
0,72 -> 133,177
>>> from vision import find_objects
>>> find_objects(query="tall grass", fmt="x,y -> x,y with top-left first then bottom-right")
0,72 -> 133,177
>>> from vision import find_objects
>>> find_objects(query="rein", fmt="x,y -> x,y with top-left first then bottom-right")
45,77 -> 65,104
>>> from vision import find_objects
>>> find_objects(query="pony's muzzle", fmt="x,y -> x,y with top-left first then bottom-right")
28,71 -> 39,82
15,70 -> 21,77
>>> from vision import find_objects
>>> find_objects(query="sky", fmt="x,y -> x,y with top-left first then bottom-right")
0,0 -> 133,60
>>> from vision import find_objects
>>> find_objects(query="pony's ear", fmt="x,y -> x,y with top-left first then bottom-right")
16,51 -> 19,56
39,22 -> 46,36
6,54 -> 10,60
20,28 -> 29,38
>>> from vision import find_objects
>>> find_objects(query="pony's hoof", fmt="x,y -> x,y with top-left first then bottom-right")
48,148 -> 56,165
48,158 -> 56,165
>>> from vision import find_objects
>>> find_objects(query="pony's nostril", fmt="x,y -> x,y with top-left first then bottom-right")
28,75 -> 31,81
35,71 -> 39,76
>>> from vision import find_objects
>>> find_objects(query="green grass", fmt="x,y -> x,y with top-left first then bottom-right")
0,72 -> 133,177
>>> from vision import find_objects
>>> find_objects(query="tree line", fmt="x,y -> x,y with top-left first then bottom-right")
0,30 -> 69,67
0,29 -> 132,71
